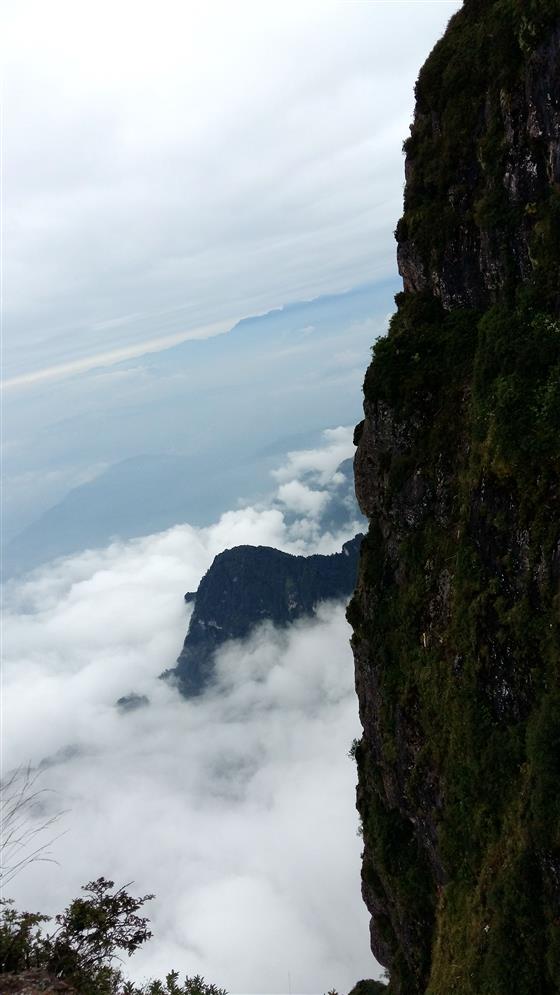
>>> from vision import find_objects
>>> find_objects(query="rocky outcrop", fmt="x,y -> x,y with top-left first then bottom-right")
348,3 -> 560,994
0,972 -> 78,994
115,692 -> 150,712
167,535 -> 362,695
396,7 -> 560,312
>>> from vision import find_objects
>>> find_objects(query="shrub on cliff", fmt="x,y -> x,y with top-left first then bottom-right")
0,881 -> 226,995
347,980 -> 390,995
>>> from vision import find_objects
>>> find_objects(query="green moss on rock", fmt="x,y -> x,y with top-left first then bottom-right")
349,1 -> 560,992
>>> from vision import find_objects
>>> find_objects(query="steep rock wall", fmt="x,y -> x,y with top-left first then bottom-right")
348,2 -> 560,993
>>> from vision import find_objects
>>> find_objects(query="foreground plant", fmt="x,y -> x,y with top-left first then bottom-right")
0,879 -> 226,995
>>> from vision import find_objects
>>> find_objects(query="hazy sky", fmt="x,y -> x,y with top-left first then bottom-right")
2,285 -> 386,550
4,0 -> 460,381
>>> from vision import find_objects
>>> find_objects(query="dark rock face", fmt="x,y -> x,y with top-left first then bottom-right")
348,4 -> 560,994
115,692 -> 150,712
397,11 -> 560,313
167,535 -> 362,696
347,982 -> 388,995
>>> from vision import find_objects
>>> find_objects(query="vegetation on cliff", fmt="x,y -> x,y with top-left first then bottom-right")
348,1 -> 560,992
0,880 -> 226,995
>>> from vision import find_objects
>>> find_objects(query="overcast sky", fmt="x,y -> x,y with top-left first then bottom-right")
4,0 -> 460,382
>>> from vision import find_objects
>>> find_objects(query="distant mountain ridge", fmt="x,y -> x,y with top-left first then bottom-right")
166,534 -> 363,696
4,277 -> 395,576
3,447 -> 362,580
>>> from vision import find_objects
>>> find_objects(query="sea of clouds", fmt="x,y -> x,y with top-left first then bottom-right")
2,429 -> 379,993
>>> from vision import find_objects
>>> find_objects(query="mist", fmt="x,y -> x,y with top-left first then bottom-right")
3,436 -> 378,993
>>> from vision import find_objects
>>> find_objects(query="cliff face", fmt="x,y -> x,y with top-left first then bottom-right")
348,2 -> 560,993
397,7 -> 560,312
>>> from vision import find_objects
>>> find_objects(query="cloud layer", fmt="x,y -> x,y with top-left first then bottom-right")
3,432 -> 376,993
5,0 -> 460,379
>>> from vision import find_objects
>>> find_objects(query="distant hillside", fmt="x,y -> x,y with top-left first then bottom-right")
3,278 -> 395,572
2,453 -> 262,578
2,452 -> 362,579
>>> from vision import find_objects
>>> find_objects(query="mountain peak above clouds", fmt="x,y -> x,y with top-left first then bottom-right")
165,534 -> 363,696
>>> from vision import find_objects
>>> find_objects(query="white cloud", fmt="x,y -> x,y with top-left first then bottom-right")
3,508 -> 378,993
276,480 -> 330,517
272,426 -> 354,486
1,318 -> 233,390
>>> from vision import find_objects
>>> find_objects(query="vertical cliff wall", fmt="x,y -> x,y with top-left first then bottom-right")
348,2 -> 560,992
